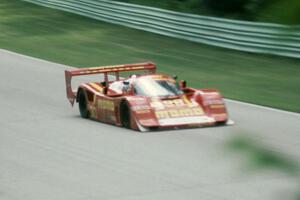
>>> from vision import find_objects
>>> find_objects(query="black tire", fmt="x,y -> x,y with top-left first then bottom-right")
78,89 -> 89,118
120,101 -> 131,129
216,121 -> 227,126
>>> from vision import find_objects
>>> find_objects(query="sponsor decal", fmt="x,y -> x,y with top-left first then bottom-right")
150,97 -> 198,109
210,104 -> 225,109
155,110 -> 170,119
193,108 -> 205,115
98,99 -> 115,111
132,105 -> 151,111
150,101 -> 165,109
155,107 -> 204,119
79,66 -> 146,74
82,83 -> 102,95
127,97 -> 148,106
136,110 -> 151,114
89,83 -> 103,93
161,98 -> 198,108
163,99 -> 185,107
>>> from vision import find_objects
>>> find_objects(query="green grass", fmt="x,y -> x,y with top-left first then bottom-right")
0,0 -> 299,112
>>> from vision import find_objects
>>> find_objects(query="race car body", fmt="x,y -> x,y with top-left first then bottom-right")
65,62 -> 232,131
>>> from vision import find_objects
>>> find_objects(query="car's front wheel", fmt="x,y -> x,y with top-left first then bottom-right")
120,101 -> 131,129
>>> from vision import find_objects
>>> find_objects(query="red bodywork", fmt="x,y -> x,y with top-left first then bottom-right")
65,62 -> 230,131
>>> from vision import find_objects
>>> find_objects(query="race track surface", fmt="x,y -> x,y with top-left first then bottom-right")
1,49 -> 299,200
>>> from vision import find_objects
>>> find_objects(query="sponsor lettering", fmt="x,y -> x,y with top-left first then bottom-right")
209,104 -> 225,109
132,105 -> 151,111
155,108 -> 204,119
136,110 -> 151,114
98,99 -> 115,111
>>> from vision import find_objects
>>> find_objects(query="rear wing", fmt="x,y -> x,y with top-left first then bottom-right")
65,62 -> 156,105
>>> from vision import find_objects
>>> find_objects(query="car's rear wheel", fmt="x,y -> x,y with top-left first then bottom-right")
120,101 -> 131,129
78,89 -> 89,118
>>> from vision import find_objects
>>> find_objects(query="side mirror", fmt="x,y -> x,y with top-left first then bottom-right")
179,80 -> 187,89
103,86 -> 108,94
100,81 -> 108,94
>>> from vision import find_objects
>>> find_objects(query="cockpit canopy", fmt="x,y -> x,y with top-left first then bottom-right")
108,74 -> 183,97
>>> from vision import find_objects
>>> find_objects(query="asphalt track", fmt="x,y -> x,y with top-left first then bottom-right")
0,49 -> 299,200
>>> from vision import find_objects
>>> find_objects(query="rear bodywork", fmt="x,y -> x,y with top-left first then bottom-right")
65,62 -> 232,131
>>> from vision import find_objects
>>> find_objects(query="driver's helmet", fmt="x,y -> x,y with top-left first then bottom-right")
122,82 -> 130,92
122,75 -> 138,93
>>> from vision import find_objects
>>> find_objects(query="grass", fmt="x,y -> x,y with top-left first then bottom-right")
0,0 -> 299,112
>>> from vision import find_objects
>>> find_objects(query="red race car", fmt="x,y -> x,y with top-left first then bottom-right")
65,62 -> 233,131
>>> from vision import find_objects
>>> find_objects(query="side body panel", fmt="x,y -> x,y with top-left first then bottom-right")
78,83 -> 122,126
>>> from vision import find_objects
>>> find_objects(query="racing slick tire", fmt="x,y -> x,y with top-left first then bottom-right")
78,89 -> 90,119
120,101 -> 131,129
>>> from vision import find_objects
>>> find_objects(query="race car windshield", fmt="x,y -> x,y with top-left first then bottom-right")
134,77 -> 183,97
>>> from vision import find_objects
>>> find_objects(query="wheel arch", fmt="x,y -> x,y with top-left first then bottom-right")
119,98 -> 140,131
76,87 -> 86,103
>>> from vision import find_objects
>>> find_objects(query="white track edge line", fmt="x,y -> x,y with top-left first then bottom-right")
225,99 -> 299,117
0,49 -> 72,69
